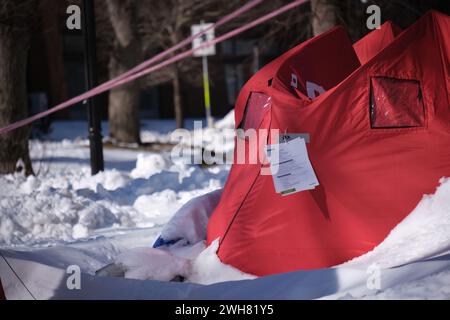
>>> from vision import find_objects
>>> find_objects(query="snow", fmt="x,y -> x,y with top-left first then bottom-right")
1,116 -> 450,299
113,239 -> 255,285
214,110 -> 235,129
187,240 -> 257,285
130,154 -> 168,179
366,269 -> 450,300
0,120 -> 231,249
115,247 -> 193,282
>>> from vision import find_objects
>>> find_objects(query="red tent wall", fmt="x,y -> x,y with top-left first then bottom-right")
207,11 -> 450,276
354,21 -> 402,65
234,26 -> 359,127
274,27 -> 360,100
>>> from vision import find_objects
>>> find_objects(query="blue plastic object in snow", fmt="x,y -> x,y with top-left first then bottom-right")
153,236 -> 181,248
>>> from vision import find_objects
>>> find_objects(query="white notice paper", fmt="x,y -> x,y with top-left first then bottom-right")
265,138 -> 319,196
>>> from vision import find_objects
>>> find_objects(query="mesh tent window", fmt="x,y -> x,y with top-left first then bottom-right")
239,92 -> 272,131
370,77 -> 425,128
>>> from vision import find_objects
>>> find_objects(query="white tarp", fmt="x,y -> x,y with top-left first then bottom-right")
1,247 -> 450,300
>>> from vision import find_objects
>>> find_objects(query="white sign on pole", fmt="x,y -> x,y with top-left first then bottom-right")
191,23 -> 216,57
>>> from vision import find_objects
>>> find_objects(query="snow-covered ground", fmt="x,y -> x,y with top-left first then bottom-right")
0,118 -> 234,248
1,114 -> 450,300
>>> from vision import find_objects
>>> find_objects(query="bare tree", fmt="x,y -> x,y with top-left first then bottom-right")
138,0 -> 216,129
310,0 -> 339,36
136,0 -> 294,129
104,0 -> 143,143
96,0 -> 312,136
0,0 -> 37,175
97,0 -> 238,132
39,0 -> 68,107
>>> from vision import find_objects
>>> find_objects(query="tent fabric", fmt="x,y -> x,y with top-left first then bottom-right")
354,21 -> 402,65
273,26 -> 361,100
242,92 -> 272,131
207,11 -> 450,277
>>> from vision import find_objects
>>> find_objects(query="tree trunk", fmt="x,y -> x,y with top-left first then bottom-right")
0,25 -> 34,176
108,45 -> 142,144
40,0 -> 68,106
106,0 -> 141,144
172,67 -> 184,129
310,0 -> 339,36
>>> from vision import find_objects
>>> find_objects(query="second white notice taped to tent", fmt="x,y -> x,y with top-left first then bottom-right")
265,137 -> 319,196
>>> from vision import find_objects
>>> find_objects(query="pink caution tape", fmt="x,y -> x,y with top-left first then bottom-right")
0,0 -> 308,135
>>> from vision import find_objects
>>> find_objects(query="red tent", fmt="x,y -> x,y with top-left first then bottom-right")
207,11 -> 450,276
354,21 -> 402,65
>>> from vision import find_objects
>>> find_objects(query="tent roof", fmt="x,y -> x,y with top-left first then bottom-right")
354,21 -> 402,65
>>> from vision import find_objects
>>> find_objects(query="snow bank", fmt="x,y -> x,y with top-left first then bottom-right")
0,124 -> 229,247
0,166 -> 225,246
130,154 -> 168,179
0,172 -> 135,245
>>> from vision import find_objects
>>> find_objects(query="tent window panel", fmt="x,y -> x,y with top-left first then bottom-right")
370,77 -> 425,128
240,92 -> 272,131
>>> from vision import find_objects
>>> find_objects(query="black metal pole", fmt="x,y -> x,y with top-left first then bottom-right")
82,0 -> 104,175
